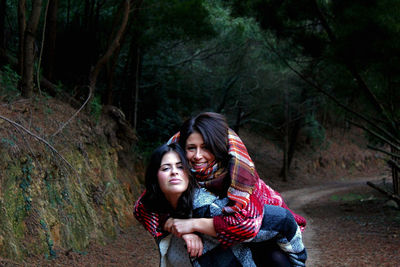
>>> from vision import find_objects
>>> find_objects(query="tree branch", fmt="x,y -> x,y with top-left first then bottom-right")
0,114 -> 76,172
263,38 -> 399,146
51,85 -> 92,137
367,145 -> 400,159
348,120 -> 400,151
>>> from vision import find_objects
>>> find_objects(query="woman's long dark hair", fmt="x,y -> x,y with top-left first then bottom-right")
141,143 -> 197,218
179,112 -> 230,168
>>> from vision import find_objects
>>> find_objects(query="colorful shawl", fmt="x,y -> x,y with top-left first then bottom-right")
134,128 -> 306,247
167,128 -> 258,213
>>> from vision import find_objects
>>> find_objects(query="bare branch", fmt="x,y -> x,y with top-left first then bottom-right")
51,85 -> 92,137
388,159 -> 400,171
367,181 -> 400,203
348,120 -> 400,151
367,145 -> 400,159
264,37 -> 399,146
0,114 -> 76,172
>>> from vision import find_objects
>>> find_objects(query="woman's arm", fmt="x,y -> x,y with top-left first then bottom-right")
164,217 -> 217,237
133,191 -> 168,238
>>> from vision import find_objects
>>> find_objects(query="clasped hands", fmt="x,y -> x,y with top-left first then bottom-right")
164,218 -> 203,258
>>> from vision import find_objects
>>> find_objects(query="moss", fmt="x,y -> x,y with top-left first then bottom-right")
0,131 -> 138,261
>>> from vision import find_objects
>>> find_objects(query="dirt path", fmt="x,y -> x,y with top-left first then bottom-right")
282,176 -> 400,267
281,177 -> 383,266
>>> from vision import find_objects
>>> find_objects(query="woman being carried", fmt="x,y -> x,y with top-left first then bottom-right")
139,142 -> 306,266
135,112 -> 307,266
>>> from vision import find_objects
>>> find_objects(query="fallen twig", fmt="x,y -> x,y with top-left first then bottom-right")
0,114 -> 77,173
366,181 -> 400,204
51,85 -> 92,137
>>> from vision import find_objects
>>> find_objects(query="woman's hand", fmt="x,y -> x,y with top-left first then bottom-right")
164,218 -> 194,238
182,233 -> 203,258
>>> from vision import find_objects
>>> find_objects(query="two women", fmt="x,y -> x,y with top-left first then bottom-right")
135,112 -> 307,266
139,142 -> 306,266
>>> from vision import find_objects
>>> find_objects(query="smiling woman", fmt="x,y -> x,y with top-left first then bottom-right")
185,132 -> 216,171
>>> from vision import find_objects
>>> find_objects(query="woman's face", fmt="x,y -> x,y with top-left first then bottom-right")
185,132 -> 216,170
158,151 -> 189,198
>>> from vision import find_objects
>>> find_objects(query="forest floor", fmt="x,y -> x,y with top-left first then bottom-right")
19,175 -> 400,267
1,104 -> 399,266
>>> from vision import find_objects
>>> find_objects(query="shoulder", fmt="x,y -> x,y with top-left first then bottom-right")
192,188 -> 217,209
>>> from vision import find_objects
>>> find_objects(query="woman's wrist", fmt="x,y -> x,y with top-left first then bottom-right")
192,218 -> 217,237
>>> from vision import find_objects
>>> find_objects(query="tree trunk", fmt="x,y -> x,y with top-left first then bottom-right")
0,0 -> 6,66
88,0 -> 130,98
20,0 -> 42,98
124,0 -> 144,126
281,86 -> 289,181
43,0 -> 58,81
18,0 -> 26,76
132,47 -> 140,131
66,0 -> 70,25
216,74 -> 239,113
391,146 -> 400,195
104,0 -> 129,105
233,104 -> 242,134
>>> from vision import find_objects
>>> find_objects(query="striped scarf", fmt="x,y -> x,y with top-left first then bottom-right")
168,129 -> 258,214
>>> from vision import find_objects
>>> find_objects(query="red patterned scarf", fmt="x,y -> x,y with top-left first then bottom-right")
167,129 -> 258,213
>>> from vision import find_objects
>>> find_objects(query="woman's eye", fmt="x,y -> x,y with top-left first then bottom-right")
161,167 -> 170,171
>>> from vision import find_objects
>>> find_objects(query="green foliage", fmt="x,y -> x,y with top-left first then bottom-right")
303,114 -> 326,149
0,65 -> 20,102
1,137 -> 17,148
142,0 -> 215,42
19,158 -> 34,212
39,220 -> 56,259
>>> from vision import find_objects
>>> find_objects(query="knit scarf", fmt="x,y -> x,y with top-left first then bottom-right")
167,129 -> 258,214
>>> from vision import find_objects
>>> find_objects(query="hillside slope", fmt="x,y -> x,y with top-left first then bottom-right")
0,98 -> 142,261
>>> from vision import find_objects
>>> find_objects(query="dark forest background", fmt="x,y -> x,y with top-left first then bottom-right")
0,0 -> 399,188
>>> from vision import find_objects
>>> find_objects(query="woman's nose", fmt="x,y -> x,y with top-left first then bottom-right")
194,149 -> 202,159
171,165 -> 179,174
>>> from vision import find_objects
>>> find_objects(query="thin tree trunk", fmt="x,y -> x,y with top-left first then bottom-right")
104,0 -> 128,105
281,87 -> 289,181
66,0 -> 70,25
216,75 -> 239,113
43,0 -> 58,81
287,120 -> 300,169
233,104 -> 242,134
391,146 -> 400,195
133,47 -> 140,131
20,0 -> 42,98
0,0 -> 6,65
18,0 -> 26,76
88,0 -> 130,96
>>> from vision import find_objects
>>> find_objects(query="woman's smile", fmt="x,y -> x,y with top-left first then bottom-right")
185,132 -> 215,169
